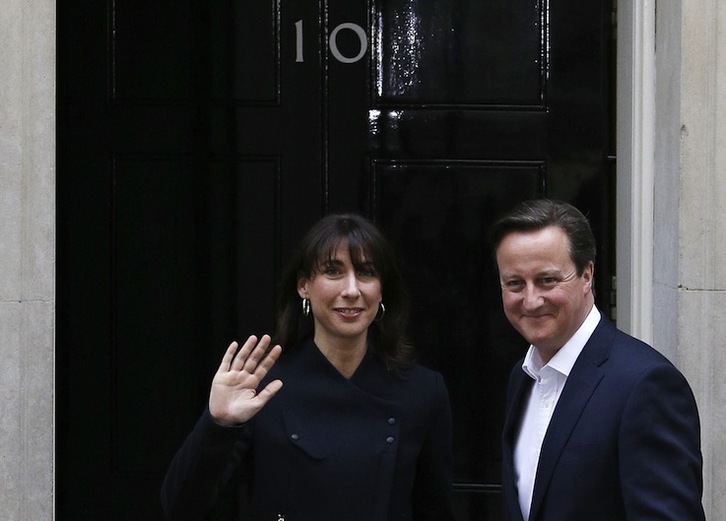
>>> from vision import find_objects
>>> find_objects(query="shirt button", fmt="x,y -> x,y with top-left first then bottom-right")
387,417 -> 396,426
291,433 -> 299,441
386,436 -> 395,444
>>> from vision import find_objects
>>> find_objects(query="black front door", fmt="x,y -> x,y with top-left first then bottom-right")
57,1 -> 614,519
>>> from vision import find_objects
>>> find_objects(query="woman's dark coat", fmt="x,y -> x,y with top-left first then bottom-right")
161,338 -> 454,521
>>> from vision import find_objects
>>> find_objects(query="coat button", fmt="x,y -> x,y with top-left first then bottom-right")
387,417 -> 396,425
291,433 -> 299,441
386,436 -> 395,444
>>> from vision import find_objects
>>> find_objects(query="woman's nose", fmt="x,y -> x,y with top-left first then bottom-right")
341,273 -> 361,297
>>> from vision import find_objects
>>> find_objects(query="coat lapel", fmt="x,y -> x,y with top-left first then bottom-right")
527,318 -> 616,520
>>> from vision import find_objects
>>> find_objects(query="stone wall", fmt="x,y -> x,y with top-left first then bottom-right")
0,0 -> 56,519
656,1 -> 726,517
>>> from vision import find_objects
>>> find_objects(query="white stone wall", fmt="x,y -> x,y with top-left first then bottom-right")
679,0 -> 726,517
0,0 -> 55,519
654,0 -> 726,518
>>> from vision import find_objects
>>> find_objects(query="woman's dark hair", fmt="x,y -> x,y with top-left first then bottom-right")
489,199 -> 597,275
274,213 -> 414,370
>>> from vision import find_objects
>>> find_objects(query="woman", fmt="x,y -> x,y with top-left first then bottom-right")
161,214 -> 455,521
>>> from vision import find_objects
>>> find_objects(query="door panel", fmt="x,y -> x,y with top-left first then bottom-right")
57,0 -> 613,519
375,0 -> 543,106
374,160 -> 541,510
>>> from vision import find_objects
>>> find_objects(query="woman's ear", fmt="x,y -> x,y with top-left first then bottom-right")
297,278 -> 308,299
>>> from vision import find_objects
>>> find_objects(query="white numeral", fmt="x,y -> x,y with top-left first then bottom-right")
295,20 -> 368,64
329,22 -> 368,63
295,20 -> 304,62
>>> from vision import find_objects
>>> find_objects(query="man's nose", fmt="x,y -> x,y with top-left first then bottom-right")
522,284 -> 543,309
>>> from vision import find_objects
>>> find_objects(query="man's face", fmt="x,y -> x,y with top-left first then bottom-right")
495,225 -> 594,362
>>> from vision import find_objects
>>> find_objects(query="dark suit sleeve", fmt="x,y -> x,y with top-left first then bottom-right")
619,363 -> 705,520
161,408 -> 252,521
412,371 -> 456,521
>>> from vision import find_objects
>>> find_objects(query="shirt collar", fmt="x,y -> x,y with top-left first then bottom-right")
521,305 -> 601,381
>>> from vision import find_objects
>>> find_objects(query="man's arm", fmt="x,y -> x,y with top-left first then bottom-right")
619,363 -> 705,520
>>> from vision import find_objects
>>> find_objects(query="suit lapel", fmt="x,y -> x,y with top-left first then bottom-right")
503,369 -> 534,447
502,367 -> 533,521
527,318 -> 616,520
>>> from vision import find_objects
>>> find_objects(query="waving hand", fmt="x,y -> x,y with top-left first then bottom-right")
209,334 -> 283,427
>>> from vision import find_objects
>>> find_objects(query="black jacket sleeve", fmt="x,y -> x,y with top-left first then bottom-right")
161,408 -> 252,521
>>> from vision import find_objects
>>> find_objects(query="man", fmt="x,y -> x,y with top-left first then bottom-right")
491,199 -> 705,521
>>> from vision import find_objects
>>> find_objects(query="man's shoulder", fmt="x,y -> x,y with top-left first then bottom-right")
595,321 -> 681,375
592,315 -> 657,353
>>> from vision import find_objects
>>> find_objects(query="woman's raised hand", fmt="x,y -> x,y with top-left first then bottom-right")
209,334 -> 283,427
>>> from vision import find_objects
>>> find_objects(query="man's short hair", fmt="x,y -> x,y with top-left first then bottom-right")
489,199 -> 596,275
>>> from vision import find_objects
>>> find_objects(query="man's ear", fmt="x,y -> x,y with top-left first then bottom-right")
583,261 -> 595,290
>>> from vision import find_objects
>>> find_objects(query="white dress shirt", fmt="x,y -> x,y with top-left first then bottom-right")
513,305 -> 601,520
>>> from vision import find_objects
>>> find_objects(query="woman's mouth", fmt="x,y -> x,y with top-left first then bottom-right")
336,308 -> 363,316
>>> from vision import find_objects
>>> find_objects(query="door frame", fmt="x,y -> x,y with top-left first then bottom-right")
616,0 -> 655,343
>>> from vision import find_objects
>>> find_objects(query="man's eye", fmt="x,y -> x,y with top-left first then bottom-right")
541,277 -> 558,285
505,280 -> 524,290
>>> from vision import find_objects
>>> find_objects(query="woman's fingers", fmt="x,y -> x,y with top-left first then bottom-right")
218,341 -> 240,372
255,378 -> 283,403
239,334 -> 272,373
229,335 -> 259,372
220,335 -> 281,377
256,343 -> 282,374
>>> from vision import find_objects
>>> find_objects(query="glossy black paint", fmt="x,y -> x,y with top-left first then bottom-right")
57,0 -> 613,519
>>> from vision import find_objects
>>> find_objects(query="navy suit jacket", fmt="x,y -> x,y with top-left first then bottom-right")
161,338 -> 454,521
501,316 -> 705,521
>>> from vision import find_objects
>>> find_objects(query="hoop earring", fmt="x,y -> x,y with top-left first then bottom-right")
375,302 -> 385,321
302,298 -> 311,317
